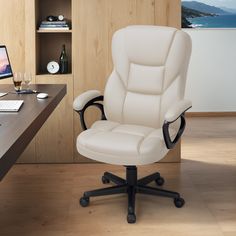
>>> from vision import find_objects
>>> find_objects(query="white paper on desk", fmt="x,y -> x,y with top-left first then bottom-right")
0,92 -> 7,97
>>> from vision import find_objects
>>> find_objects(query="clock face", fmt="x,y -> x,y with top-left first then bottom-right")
47,61 -> 60,74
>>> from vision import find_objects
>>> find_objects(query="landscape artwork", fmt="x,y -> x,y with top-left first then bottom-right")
182,0 -> 236,28
0,47 -> 12,79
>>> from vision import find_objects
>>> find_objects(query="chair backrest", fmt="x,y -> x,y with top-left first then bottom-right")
104,25 -> 191,129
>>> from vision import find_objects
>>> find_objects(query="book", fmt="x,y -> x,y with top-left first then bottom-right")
38,27 -> 70,30
41,21 -> 68,25
40,24 -> 69,28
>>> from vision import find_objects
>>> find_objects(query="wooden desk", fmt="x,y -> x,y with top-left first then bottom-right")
0,84 -> 66,180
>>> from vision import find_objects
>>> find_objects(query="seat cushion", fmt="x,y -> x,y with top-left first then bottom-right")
77,120 -> 175,165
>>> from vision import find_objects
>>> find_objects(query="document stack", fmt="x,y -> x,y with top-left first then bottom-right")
39,20 -> 70,31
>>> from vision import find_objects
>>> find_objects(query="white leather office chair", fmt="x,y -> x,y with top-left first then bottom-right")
73,25 -> 192,223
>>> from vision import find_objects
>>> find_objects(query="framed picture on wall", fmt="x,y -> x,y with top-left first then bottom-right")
182,0 -> 236,28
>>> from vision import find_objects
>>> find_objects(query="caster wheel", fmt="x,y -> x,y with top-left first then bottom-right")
155,176 -> 165,186
102,175 -> 110,184
80,197 -> 90,207
174,197 -> 185,208
127,213 -> 136,224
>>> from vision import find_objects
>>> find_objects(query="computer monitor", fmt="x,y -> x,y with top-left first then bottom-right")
0,45 -> 13,80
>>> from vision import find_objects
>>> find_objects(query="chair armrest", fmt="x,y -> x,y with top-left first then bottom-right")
73,90 -> 106,130
164,99 -> 192,123
73,90 -> 102,111
162,100 -> 192,149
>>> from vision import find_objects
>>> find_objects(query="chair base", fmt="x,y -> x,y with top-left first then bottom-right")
80,166 -> 185,223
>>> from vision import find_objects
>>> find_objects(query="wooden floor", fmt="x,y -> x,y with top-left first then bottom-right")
1,117 -> 236,236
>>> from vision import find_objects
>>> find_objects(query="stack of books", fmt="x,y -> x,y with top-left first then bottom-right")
39,21 -> 70,31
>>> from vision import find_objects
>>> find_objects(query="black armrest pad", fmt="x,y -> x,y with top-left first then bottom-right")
162,113 -> 186,149
76,96 -> 106,130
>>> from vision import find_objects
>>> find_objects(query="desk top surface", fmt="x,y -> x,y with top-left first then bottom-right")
0,84 -> 66,180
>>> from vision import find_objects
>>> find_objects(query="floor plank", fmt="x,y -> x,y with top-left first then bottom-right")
0,117 -> 236,235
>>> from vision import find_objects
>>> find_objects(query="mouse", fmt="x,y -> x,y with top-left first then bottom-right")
37,93 -> 48,99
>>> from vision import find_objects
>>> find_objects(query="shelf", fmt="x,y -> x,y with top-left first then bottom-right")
36,73 -> 72,78
36,0 -> 71,27
37,29 -> 72,33
36,74 -> 73,84
36,33 -> 72,75
35,0 -> 72,75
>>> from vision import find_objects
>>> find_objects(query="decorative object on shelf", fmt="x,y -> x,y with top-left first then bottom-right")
58,15 -> 64,21
59,44 -> 68,74
47,61 -> 60,74
39,15 -> 70,31
46,15 -> 58,22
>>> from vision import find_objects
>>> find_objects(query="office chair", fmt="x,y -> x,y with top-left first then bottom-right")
73,25 -> 192,223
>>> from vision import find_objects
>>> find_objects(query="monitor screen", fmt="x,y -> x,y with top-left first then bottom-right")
0,46 -> 13,79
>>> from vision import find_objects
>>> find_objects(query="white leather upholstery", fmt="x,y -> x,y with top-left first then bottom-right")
73,90 -> 101,111
164,99 -> 192,123
75,25 -> 192,165
77,120 -> 176,165
104,26 -> 191,128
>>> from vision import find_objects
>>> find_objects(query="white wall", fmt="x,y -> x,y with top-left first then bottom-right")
183,29 -> 236,112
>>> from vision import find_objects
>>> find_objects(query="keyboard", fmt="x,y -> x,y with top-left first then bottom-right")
0,100 -> 24,112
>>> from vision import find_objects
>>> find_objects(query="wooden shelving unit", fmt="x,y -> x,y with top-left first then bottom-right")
36,74 -> 73,80
36,33 -> 72,75
35,0 -> 72,75
37,29 -> 72,33
21,0 -> 74,164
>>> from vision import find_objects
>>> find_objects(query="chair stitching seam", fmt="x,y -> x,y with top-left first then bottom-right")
120,61 -> 130,124
137,129 -> 155,154
164,30 -> 177,65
